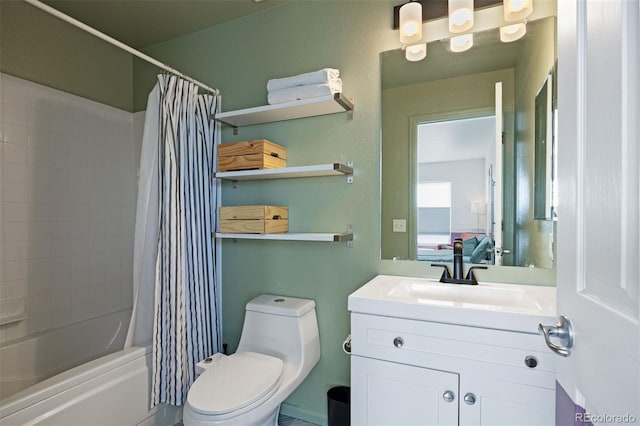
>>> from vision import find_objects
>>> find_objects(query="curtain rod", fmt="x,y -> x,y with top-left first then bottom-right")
22,0 -> 220,96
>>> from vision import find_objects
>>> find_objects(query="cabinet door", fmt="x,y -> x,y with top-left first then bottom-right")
460,377 -> 555,426
351,356 -> 459,426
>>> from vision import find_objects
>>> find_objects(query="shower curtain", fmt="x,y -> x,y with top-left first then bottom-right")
125,74 -> 221,407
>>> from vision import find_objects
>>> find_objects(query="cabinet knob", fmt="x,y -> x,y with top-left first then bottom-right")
464,393 -> 476,405
525,355 -> 538,368
443,390 -> 455,403
393,337 -> 404,348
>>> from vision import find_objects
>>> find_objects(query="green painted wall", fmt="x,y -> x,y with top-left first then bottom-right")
0,0 -> 133,111
132,2 -> 556,423
134,1 -> 398,422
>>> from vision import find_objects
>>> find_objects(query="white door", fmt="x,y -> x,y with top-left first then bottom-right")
549,0 -> 639,422
492,82 -> 504,265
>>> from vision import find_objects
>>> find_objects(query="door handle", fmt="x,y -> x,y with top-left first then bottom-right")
539,315 -> 574,357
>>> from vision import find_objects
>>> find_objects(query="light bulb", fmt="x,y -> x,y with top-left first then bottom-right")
399,2 -> 423,44
405,43 -> 427,61
450,33 -> 473,52
500,23 -> 527,42
503,0 -> 532,22
448,0 -> 474,33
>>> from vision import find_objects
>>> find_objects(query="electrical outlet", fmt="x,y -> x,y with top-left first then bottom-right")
392,219 -> 406,233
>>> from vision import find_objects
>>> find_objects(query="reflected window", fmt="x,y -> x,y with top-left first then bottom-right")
417,182 -> 451,249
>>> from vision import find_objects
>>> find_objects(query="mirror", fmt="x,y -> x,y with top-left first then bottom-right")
533,69 -> 558,220
381,12 -> 557,269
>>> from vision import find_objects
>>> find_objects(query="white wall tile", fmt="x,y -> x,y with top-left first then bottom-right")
29,221 -> 50,241
4,143 -> 28,165
30,166 -> 51,186
50,307 -> 72,328
30,239 -> 51,260
50,131 -> 71,153
4,241 -> 29,261
28,125 -> 50,150
50,238 -> 71,257
3,182 -> 29,203
29,202 -> 50,222
70,237 -> 89,255
3,202 -> 28,222
31,184 -> 52,205
2,221 -> 28,242
5,260 -> 28,281
28,276 -> 51,298
1,74 -> 136,352
51,256 -> 71,275
50,168 -> 71,187
3,162 -> 30,184
27,146 -> 50,168
1,279 -> 29,300
2,124 -> 28,145
3,104 -> 28,127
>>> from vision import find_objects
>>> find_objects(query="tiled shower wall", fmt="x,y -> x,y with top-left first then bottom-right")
0,73 -> 137,345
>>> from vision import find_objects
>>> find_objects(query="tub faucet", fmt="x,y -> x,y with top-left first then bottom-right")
431,238 -> 488,285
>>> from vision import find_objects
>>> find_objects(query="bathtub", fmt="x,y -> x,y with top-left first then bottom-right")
0,309 -> 132,398
0,346 -> 181,425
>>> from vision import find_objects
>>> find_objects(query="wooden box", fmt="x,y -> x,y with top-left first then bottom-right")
219,205 -> 288,234
217,139 -> 286,172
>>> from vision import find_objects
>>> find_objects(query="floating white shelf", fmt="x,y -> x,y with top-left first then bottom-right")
213,93 -> 354,128
214,163 -> 353,181
216,232 -> 353,242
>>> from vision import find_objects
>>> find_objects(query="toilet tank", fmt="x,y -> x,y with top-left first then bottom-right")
236,295 -> 320,368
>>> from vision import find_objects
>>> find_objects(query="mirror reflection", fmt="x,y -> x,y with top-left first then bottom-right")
381,13 -> 557,269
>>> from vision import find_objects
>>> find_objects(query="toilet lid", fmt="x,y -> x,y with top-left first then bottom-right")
187,351 -> 283,416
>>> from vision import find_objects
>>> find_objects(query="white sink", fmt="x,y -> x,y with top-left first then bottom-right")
348,275 -> 556,333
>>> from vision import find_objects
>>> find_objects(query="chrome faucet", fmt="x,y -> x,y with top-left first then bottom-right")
431,238 -> 488,285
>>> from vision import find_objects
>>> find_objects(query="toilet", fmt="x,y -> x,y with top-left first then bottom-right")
182,295 -> 321,426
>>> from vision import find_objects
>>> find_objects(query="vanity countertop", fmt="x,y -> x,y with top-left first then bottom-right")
348,274 -> 556,334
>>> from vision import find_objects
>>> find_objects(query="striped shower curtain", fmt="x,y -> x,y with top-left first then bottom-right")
152,75 -> 220,406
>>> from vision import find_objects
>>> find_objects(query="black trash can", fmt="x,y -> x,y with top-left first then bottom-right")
327,386 -> 350,426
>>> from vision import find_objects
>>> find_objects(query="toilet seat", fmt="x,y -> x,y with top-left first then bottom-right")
186,351 -> 283,416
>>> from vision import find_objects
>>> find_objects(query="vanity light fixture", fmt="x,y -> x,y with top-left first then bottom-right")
448,0 -> 474,33
503,0 -> 533,22
405,42 -> 427,61
500,22 -> 527,42
450,33 -> 473,52
399,1 -> 423,44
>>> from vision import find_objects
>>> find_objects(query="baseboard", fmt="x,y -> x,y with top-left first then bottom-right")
280,403 -> 326,426
137,404 -> 183,426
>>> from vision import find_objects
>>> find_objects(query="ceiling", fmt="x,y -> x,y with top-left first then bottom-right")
41,0 -> 289,48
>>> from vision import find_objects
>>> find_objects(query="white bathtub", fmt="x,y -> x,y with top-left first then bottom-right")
0,309 -> 132,399
0,346 -> 181,425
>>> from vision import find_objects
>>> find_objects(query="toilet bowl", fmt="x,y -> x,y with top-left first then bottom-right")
183,295 -> 321,426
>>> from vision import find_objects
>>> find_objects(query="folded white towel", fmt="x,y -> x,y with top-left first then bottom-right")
267,68 -> 340,92
267,81 -> 343,105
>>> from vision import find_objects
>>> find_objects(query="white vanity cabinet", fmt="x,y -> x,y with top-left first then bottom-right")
350,313 -> 556,426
